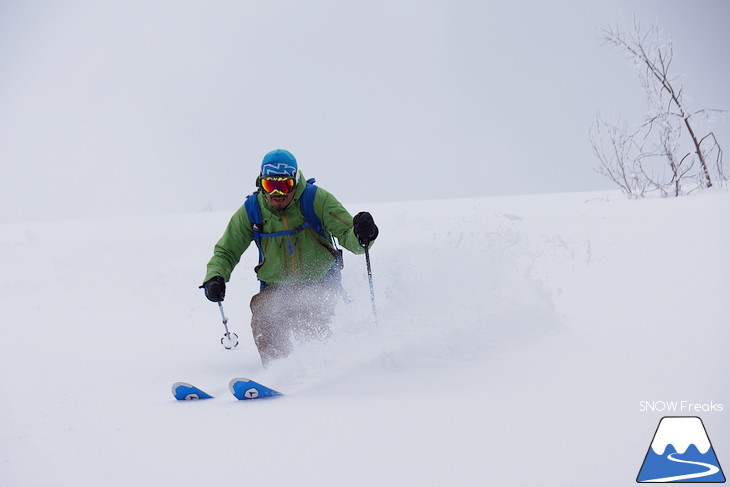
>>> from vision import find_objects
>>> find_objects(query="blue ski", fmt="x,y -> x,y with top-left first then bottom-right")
229,377 -> 283,400
172,382 -> 214,400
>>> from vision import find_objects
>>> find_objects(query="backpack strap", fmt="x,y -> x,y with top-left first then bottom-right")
244,192 -> 263,252
300,179 -> 344,287
244,193 -> 268,291
300,178 -> 326,239
244,191 -> 317,249
244,178 -> 343,290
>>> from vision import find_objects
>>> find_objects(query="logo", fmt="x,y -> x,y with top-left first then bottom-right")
261,162 -> 297,177
637,416 -> 725,483
640,401 -> 724,413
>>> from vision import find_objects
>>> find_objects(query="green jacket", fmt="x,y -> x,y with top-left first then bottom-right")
204,172 -> 369,286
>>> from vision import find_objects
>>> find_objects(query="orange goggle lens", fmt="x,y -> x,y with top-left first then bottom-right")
261,177 -> 295,195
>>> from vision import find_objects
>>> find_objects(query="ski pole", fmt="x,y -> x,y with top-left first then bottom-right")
218,301 -> 239,349
363,242 -> 377,321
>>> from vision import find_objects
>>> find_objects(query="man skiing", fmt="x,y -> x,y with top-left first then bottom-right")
200,149 -> 379,366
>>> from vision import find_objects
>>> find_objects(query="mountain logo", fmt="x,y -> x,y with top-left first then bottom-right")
637,416 -> 725,483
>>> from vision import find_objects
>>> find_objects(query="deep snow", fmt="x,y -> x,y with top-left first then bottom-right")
1,189 -> 728,486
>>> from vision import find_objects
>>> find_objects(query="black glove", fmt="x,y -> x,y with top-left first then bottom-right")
199,276 -> 225,302
353,211 -> 379,246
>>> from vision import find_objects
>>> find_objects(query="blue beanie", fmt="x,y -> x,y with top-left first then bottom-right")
261,149 -> 298,178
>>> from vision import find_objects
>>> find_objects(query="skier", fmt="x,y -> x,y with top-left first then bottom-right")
200,149 -> 379,366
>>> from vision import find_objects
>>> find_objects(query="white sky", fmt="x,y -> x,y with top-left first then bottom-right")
1,0 -> 728,223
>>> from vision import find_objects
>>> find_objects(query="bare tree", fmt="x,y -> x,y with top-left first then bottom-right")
591,20 -> 725,196
590,113 -> 647,198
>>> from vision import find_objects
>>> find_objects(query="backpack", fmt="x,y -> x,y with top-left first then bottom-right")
244,178 -> 343,290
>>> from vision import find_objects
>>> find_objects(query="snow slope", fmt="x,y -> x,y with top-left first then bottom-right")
1,189 -> 728,486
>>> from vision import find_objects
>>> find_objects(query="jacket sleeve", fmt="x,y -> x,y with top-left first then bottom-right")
316,188 -> 372,255
203,205 -> 255,283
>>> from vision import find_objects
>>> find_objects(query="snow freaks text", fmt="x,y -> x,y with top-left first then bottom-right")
639,401 -> 724,413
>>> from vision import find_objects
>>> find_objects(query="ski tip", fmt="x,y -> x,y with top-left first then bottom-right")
171,381 -> 192,396
228,377 -> 283,400
172,382 -> 214,401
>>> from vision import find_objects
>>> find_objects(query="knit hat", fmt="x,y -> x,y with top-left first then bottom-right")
260,149 -> 298,178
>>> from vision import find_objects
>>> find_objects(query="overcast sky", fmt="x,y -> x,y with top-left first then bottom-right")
1,0 -> 728,223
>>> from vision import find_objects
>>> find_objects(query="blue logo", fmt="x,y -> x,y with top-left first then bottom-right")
637,416 -> 725,483
261,161 -> 297,177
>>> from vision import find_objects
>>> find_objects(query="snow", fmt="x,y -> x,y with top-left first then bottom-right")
2,189 -> 729,486
651,417 -> 711,455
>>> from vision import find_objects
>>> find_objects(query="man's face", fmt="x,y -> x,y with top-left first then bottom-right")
261,176 -> 297,211
264,189 -> 295,211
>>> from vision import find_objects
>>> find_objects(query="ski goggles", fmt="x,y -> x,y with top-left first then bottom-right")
261,177 -> 296,195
